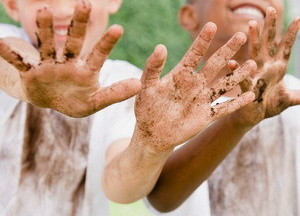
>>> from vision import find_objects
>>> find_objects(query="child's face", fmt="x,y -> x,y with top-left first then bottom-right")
191,0 -> 284,40
3,0 -> 121,53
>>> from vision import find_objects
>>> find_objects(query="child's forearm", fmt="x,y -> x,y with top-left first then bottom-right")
102,134 -> 173,203
147,114 -> 253,212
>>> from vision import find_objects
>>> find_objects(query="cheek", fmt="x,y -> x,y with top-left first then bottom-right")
81,9 -> 109,54
87,9 -> 109,38
16,1 -> 44,45
19,13 -> 39,44
204,2 -> 227,23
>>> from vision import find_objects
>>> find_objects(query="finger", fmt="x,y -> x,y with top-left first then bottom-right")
248,20 -> 261,60
228,60 -> 240,71
36,7 -> 56,61
238,58 -> 257,92
87,24 -> 124,72
0,39 -> 32,71
289,90 -> 300,106
261,7 -> 277,57
92,78 -> 142,111
210,60 -> 257,101
64,1 -> 91,59
276,17 -> 300,61
201,32 -> 247,84
211,91 -> 255,120
141,44 -> 167,88
179,22 -> 217,71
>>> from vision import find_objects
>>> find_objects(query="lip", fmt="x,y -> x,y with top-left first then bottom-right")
54,25 -> 69,30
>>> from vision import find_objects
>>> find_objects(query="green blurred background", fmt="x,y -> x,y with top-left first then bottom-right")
109,0 -> 190,74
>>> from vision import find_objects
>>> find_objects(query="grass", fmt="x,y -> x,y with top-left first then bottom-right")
110,201 -> 154,216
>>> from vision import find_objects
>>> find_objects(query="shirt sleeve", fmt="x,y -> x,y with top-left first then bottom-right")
93,59 -> 142,148
0,23 -> 22,38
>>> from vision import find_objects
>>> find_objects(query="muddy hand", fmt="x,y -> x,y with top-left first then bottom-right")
236,7 -> 300,126
0,2 -> 141,117
133,22 -> 256,153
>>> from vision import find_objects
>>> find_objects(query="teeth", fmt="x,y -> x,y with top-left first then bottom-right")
233,7 -> 264,19
55,29 -> 68,36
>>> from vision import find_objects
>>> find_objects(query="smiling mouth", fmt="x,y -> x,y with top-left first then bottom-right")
231,5 -> 265,20
55,29 -> 68,37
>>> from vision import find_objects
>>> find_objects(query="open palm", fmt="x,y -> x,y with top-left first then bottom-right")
236,7 -> 300,126
133,23 -> 256,152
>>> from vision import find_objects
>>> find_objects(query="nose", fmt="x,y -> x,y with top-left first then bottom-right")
49,0 -> 77,22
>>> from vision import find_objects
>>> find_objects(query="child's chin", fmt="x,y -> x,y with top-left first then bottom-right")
55,35 -> 67,45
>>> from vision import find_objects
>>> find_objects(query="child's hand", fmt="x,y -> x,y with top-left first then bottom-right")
0,3 -> 141,117
132,23 -> 256,153
234,7 -> 300,126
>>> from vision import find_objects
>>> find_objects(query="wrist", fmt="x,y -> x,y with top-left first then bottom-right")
130,128 -> 174,158
225,112 -> 256,132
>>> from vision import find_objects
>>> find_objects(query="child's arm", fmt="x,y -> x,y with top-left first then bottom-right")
0,4 -> 141,117
102,22 -> 256,203
147,9 -> 300,212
